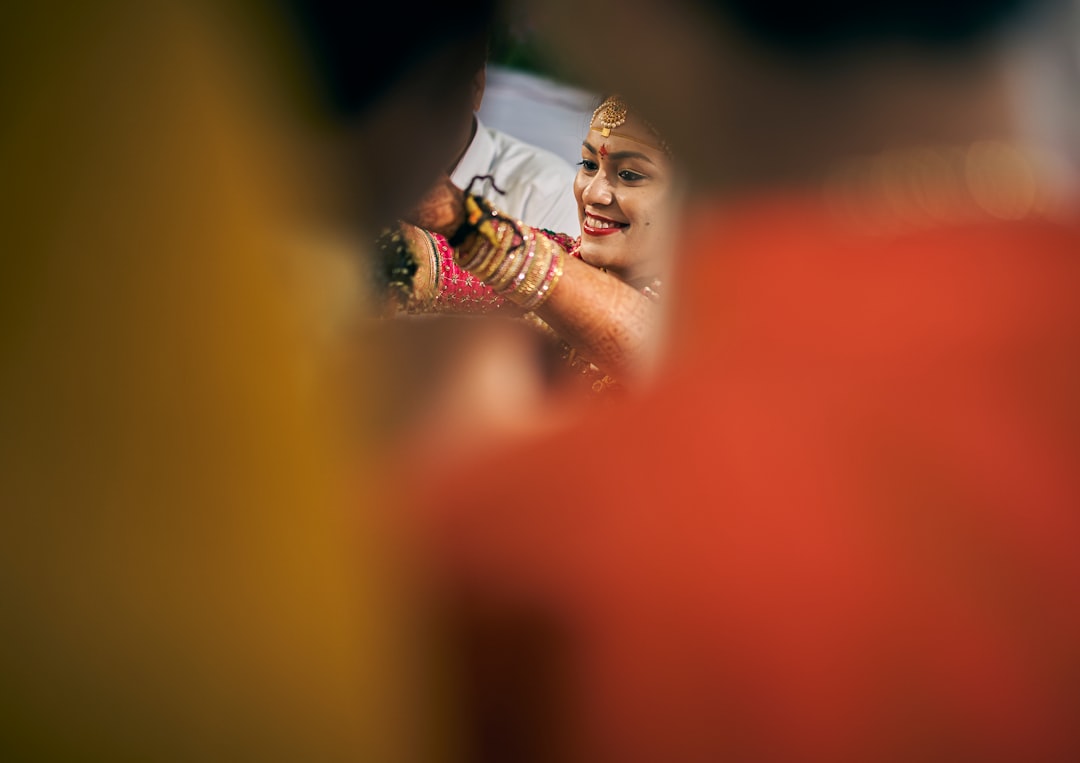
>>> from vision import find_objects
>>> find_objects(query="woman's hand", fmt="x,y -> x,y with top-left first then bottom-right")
405,176 -> 466,238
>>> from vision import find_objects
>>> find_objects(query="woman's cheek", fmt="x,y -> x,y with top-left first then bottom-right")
572,173 -> 587,198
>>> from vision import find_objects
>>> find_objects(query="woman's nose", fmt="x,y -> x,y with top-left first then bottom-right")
582,174 -> 614,206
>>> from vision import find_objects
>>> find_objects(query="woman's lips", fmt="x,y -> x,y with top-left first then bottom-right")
582,213 -> 627,237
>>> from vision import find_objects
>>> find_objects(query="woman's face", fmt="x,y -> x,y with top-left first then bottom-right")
573,106 -> 678,286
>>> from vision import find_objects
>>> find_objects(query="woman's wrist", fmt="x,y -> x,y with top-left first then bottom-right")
407,177 -> 466,238
452,195 -> 565,310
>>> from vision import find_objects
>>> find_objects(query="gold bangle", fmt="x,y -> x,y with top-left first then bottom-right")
521,245 -> 564,310
513,236 -> 554,300
488,228 -> 534,291
443,197 -> 570,308
463,219 -> 516,283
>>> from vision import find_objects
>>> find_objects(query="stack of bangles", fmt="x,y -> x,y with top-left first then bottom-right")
448,194 -> 565,310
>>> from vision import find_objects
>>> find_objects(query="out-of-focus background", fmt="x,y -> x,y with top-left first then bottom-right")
476,10 -> 598,161
480,64 -> 596,162
481,2 -> 1080,190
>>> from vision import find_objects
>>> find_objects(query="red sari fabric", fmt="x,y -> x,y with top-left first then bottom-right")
403,193 -> 1080,763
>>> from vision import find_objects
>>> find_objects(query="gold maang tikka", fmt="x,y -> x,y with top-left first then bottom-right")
589,95 -> 671,157
592,96 -> 628,137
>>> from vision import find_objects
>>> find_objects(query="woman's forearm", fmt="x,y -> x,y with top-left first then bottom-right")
531,254 -> 658,380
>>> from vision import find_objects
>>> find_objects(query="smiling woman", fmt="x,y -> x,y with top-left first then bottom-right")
575,94 -> 677,287
379,94 -> 684,402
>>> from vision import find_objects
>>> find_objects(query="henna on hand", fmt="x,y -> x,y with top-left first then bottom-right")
407,176 -> 466,237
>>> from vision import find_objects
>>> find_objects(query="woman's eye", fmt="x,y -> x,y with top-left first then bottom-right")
577,159 -> 598,172
619,169 -> 646,182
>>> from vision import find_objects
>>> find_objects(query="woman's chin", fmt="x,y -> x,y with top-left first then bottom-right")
578,246 -> 614,272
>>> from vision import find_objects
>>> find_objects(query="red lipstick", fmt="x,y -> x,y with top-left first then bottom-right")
582,212 -> 627,237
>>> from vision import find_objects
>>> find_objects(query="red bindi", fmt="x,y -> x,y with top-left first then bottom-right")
599,144 -> 609,158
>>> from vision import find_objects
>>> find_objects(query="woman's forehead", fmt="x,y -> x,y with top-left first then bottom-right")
587,133 -> 667,165
587,110 -> 669,160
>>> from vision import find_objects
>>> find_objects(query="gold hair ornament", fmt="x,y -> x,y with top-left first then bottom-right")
592,96 -> 628,137
589,95 -> 672,157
